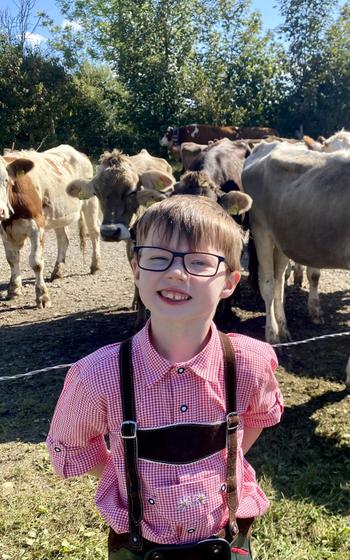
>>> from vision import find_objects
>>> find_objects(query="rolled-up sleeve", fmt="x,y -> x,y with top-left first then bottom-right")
242,345 -> 283,429
46,362 -> 109,478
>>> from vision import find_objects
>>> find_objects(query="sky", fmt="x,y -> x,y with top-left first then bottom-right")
2,0 -> 286,46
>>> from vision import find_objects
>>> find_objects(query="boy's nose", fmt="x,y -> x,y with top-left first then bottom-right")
166,256 -> 188,278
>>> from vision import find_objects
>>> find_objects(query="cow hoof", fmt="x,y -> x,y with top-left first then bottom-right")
279,330 -> 292,343
7,287 -> 23,299
90,262 -> 101,275
309,309 -> 324,325
37,297 -> 52,309
50,264 -> 65,281
36,291 -> 52,309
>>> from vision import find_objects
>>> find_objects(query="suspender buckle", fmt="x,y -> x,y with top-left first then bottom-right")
121,420 -> 137,439
226,412 -> 239,432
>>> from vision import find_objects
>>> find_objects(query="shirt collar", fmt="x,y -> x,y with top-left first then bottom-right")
133,320 -> 223,387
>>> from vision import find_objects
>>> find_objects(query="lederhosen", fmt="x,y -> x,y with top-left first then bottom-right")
108,332 -> 254,559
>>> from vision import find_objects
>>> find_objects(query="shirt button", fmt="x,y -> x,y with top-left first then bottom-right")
148,498 -> 156,505
221,483 -> 227,492
187,528 -> 195,534
54,447 -> 61,453
177,367 -> 185,374
180,404 -> 188,413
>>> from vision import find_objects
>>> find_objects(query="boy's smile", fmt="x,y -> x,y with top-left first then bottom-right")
158,289 -> 191,303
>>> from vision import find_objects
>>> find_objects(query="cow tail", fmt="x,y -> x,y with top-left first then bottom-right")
78,208 -> 88,259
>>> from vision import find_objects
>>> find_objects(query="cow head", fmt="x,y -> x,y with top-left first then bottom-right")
67,149 -> 174,242
0,157 -> 34,221
173,171 -> 252,217
159,126 -> 174,147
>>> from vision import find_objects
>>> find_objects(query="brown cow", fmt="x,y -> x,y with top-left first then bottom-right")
1,145 -> 101,308
160,124 -> 279,158
1,157 -> 50,307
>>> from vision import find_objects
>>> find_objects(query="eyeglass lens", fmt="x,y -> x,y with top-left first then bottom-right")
137,247 -> 222,276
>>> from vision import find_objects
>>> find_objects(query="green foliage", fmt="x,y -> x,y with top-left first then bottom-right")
1,0 -> 350,154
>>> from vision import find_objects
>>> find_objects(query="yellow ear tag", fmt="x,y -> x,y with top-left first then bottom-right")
79,191 -> 89,200
230,204 -> 239,215
16,170 -> 25,177
156,179 -> 164,189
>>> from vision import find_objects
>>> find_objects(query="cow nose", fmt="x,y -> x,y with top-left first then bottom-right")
101,227 -> 122,242
0,207 -> 5,219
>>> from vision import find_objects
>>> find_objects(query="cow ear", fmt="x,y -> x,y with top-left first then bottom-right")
136,189 -> 167,207
7,158 -> 34,177
220,191 -> 253,215
139,170 -> 175,191
67,178 -> 95,199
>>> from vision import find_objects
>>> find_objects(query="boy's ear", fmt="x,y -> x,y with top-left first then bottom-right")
220,270 -> 241,299
131,257 -> 140,285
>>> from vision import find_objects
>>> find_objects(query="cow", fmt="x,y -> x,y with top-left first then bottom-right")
160,124 -> 279,158
242,141 -> 350,389
180,142 -> 207,171
173,139 -> 253,324
0,157 -> 13,221
294,130 -> 350,307
1,145 -> 101,308
67,148 -> 176,326
304,129 -> 350,152
174,138 -> 252,224
67,148 -> 175,241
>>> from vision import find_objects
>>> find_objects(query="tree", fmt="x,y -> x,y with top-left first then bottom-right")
276,0 -> 339,135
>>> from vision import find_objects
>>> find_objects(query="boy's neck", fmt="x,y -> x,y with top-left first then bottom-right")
149,318 -> 213,363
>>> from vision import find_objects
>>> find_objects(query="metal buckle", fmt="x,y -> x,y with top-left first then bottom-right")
226,412 -> 238,432
121,420 -> 137,439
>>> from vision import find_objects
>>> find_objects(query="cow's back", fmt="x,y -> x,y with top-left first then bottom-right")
5,145 -> 93,228
243,142 -> 350,269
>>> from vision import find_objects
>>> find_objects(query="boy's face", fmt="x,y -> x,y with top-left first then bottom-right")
131,228 -> 240,326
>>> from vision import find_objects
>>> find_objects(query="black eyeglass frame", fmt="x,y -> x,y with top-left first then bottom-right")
133,245 -> 226,277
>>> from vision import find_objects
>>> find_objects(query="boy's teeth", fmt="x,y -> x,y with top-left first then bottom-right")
161,290 -> 189,301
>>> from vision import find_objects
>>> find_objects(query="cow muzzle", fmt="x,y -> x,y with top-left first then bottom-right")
100,223 -> 131,242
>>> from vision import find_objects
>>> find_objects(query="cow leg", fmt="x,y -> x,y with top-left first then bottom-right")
3,239 -> 23,298
254,230 -> 281,343
306,267 -> 323,324
346,356 -> 350,393
28,228 -> 51,308
273,247 -> 291,341
293,263 -> 304,286
51,227 -> 69,280
81,198 -> 101,274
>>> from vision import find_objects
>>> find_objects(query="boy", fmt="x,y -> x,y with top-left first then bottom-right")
47,195 -> 283,559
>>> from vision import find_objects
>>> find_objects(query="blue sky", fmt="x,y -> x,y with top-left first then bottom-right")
2,0 -> 285,45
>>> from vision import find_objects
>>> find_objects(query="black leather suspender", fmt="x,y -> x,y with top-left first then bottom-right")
119,332 -> 239,550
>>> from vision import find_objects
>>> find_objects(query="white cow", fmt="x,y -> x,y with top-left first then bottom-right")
1,145 -> 101,308
242,141 -> 350,389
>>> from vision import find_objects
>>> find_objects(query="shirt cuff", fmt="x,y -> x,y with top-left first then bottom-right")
243,392 -> 284,429
46,434 -> 109,478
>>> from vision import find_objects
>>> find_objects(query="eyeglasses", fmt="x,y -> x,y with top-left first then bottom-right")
134,246 -> 226,277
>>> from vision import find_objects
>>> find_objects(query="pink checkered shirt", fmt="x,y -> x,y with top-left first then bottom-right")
47,321 -> 283,544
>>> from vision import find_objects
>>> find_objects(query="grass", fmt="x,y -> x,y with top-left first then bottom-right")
1,368 -> 349,559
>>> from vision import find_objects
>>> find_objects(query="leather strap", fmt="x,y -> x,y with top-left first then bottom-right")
219,331 -> 239,538
120,338 -> 143,550
119,331 -> 238,549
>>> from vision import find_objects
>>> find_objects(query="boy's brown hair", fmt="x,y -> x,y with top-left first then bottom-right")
135,195 -> 243,272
